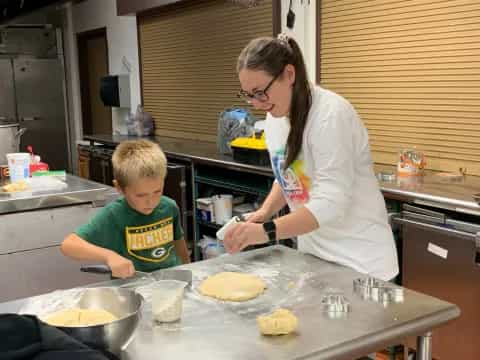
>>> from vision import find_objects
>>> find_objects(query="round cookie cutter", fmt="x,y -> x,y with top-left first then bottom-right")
321,294 -> 350,318
353,277 -> 404,305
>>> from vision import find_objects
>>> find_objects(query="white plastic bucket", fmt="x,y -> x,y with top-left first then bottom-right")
151,280 -> 187,323
6,153 -> 30,182
213,194 -> 233,225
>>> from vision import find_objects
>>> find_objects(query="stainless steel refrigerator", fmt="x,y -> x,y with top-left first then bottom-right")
0,26 -> 70,171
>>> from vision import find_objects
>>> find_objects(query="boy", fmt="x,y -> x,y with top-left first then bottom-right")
61,140 -> 190,278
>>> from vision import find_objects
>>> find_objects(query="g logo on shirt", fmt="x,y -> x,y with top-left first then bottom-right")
151,247 -> 166,258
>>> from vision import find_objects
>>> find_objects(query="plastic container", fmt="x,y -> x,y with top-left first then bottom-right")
232,147 -> 270,166
203,241 -> 226,259
212,194 -> 233,225
30,162 -> 49,175
230,130 -> 270,166
397,148 -> 426,176
199,235 -> 226,259
6,153 -> 31,182
151,280 -> 187,323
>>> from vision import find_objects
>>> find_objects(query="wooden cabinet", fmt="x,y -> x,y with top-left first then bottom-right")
397,217 -> 480,360
78,145 -> 90,179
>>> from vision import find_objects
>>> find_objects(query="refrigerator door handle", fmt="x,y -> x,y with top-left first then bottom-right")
402,203 -> 446,221
21,116 -> 41,121
394,217 -> 477,240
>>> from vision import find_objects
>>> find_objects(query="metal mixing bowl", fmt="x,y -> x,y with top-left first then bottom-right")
44,287 -> 144,354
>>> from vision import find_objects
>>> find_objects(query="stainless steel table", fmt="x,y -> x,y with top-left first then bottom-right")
0,174 -> 110,214
2,245 -> 459,360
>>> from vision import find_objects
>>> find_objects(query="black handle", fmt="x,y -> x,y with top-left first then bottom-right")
80,264 -> 112,275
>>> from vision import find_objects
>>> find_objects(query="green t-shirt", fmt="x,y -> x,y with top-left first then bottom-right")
75,196 -> 184,272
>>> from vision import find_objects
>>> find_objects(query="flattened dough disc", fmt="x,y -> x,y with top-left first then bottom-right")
198,272 -> 266,301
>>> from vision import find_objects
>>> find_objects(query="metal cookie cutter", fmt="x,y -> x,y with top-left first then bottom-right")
353,277 -> 404,305
321,294 -> 350,318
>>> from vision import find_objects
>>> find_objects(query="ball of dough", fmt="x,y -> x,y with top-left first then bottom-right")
198,272 -> 266,301
44,308 -> 117,327
257,308 -> 298,335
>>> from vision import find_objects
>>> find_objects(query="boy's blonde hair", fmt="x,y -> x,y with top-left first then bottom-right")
112,139 -> 167,188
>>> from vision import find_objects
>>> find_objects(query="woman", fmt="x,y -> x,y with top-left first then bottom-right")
223,34 -> 398,281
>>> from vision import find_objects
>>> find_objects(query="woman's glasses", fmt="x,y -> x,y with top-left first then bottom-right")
237,72 -> 280,103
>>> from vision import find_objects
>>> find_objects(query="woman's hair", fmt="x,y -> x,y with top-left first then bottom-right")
112,139 -> 167,188
237,35 -> 312,168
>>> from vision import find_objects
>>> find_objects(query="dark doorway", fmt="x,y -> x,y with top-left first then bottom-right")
77,27 -> 112,135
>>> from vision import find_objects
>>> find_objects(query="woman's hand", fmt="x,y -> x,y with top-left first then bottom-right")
106,252 -> 135,279
223,222 -> 268,254
245,207 -> 270,223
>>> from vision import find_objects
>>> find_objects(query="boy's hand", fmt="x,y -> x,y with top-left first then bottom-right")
106,253 -> 135,279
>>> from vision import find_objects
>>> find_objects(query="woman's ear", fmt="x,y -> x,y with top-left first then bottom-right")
285,64 -> 296,86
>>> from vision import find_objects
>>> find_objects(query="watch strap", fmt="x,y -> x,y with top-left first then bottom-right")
262,221 -> 277,241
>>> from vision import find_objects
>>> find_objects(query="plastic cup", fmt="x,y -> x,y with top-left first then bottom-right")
151,280 -> 187,323
6,153 -> 31,182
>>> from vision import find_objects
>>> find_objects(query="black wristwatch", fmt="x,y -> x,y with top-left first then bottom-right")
262,221 -> 277,242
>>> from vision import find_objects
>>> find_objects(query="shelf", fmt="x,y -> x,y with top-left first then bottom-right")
194,163 -> 273,196
197,219 -> 222,230
195,175 -> 270,196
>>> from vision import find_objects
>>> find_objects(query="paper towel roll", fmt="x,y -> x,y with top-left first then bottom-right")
213,194 -> 233,225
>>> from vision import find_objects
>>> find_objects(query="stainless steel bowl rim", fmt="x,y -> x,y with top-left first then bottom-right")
41,286 -> 145,328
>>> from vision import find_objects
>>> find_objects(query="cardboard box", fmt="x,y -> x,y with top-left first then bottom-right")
0,165 -> 9,181
196,197 -> 215,223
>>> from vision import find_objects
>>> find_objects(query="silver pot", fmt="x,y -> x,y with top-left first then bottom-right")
41,287 -> 144,354
0,123 -> 27,164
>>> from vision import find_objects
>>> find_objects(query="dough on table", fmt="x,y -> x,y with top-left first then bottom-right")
257,308 -> 298,335
43,307 -> 118,327
198,272 -> 266,301
2,181 -> 28,193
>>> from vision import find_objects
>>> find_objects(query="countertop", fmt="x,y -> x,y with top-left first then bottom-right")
84,134 -> 273,176
3,245 -> 459,360
84,134 -> 480,214
0,174 -> 111,214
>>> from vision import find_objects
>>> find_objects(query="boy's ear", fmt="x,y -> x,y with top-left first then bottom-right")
113,179 -> 124,194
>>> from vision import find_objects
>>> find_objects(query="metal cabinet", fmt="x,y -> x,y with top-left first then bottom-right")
0,203 -> 110,303
0,59 -> 16,122
0,246 -> 102,303
0,203 -> 100,254
14,57 -> 70,171
396,217 -> 480,360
